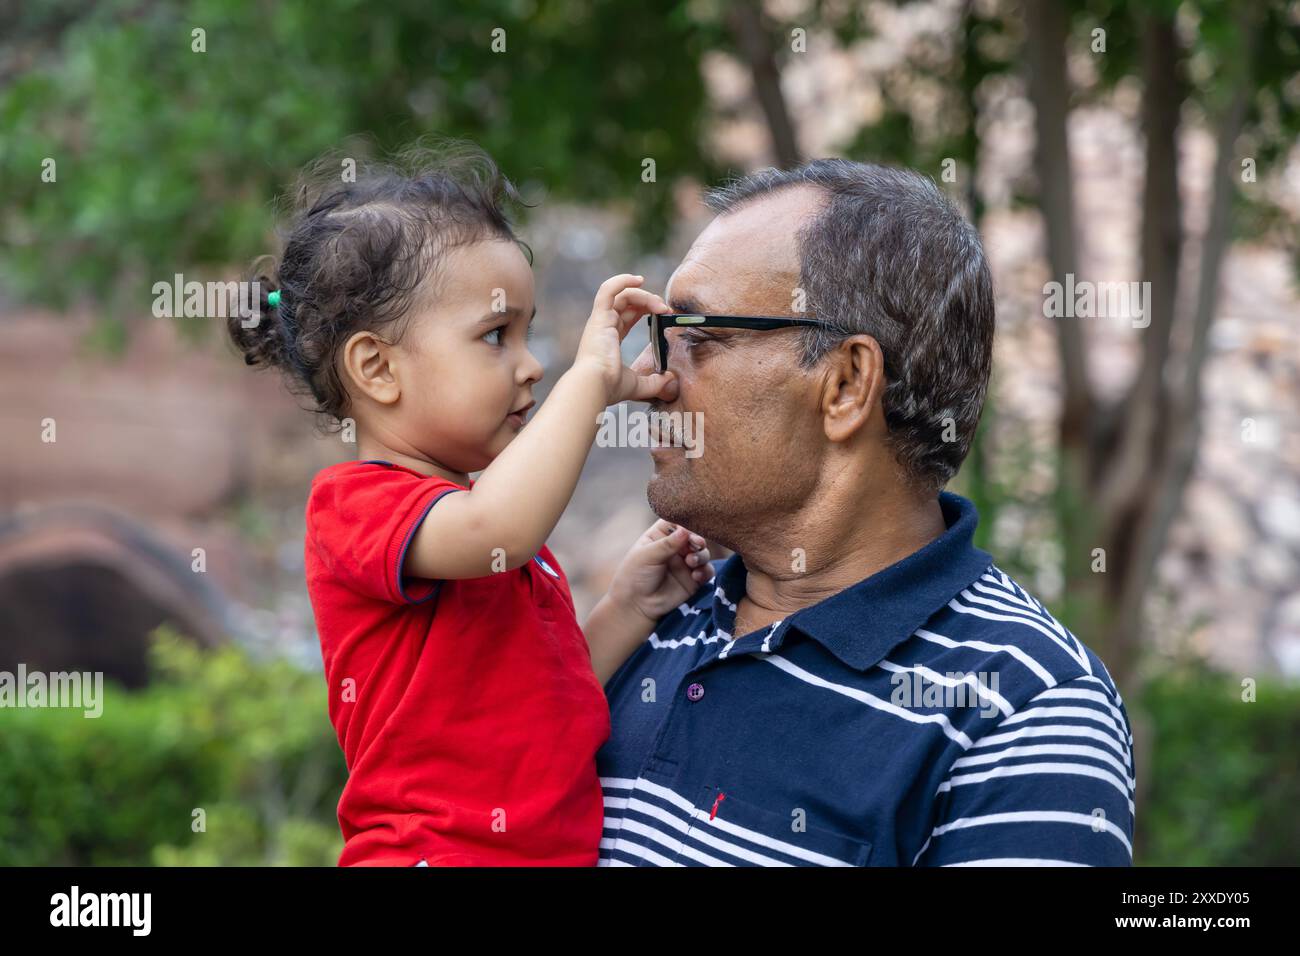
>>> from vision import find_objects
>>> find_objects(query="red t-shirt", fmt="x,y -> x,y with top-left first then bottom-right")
304,459 -> 611,866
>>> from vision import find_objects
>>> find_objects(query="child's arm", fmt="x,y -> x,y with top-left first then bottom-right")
584,520 -> 714,685
405,274 -> 674,580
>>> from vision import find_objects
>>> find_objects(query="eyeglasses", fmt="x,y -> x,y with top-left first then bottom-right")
646,313 -> 825,374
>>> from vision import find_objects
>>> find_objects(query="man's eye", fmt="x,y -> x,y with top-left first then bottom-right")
482,326 -> 506,345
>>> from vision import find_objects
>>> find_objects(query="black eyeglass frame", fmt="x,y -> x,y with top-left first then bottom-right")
647,313 -> 825,374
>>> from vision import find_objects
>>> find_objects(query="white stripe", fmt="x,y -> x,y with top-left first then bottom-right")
603,833 -> 682,867
621,798 -> 787,866
974,575 -> 1040,612
967,581 -> 1067,639
1039,686 -> 1132,747
924,809 -> 1132,858
913,627 -> 1057,688
616,813 -> 734,866
1085,662 -> 1127,708
631,777 -> 856,866
943,857 -> 1091,867
952,742 -> 1134,789
1001,704 -> 1127,743
949,594 -> 1092,674
714,585 -> 737,611
988,566 -> 1066,626
647,628 -> 728,650
984,570 -> 1068,633
762,654 -> 974,748
760,620 -> 783,653
973,578 -> 1090,665
969,721 -> 1129,762
938,761 -> 1136,815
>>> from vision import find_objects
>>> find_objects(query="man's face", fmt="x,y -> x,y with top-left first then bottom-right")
634,186 -> 828,550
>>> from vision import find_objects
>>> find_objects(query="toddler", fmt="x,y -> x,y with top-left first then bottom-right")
227,142 -> 712,866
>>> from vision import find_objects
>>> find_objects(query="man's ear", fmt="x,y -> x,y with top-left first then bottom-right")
820,334 -> 888,443
341,330 -> 401,406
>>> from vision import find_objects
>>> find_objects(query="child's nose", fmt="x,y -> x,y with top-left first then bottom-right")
521,348 -> 545,383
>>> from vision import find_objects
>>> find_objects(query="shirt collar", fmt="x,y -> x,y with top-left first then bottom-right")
709,491 -> 992,670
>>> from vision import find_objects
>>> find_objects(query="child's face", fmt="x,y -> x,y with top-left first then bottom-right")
390,239 -> 543,473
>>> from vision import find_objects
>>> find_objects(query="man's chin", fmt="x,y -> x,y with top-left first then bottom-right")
646,466 -> 708,536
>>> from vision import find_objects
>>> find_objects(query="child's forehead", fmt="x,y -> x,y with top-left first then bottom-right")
422,239 -> 535,312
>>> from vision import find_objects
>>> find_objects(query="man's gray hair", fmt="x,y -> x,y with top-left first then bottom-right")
704,159 -> 994,493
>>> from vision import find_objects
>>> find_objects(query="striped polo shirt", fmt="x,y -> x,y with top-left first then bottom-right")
596,491 -> 1136,867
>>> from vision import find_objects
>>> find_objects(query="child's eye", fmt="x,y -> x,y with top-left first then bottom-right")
482,326 -> 507,346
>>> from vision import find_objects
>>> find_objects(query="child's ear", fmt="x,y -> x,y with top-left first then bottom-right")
341,330 -> 400,406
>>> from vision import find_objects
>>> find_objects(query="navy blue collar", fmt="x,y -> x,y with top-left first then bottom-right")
709,491 -> 993,671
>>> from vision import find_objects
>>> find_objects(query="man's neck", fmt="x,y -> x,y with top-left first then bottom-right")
734,483 -> 947,630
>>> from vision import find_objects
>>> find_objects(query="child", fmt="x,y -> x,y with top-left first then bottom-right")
227,142 -> 712,866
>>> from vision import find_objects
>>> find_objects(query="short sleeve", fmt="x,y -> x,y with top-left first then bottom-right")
306,463 -> 465,604
915,675 -> 1136,867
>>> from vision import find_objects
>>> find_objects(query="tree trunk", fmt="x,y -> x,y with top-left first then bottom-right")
1090,12 -> 1186,686
728,0 -> 801,168
1109,10 -> 1258,683
1022,0 -> 1106,661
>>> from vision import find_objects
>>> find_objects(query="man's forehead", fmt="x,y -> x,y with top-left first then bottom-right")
666,185 -> 823,312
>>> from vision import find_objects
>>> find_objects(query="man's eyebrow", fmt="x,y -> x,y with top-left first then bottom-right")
668,295 -> 708,314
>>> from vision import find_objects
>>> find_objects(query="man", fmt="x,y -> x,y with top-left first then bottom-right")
597,160 -> 1135,867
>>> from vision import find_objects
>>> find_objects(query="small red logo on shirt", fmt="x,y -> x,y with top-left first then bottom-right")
709,792 -> 726,821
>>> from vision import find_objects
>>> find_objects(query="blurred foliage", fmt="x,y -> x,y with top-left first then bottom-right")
0,0 -> 715,315
1136,661 -> 1300,865
4,0 -> 1295,314
0,628 -> 345,866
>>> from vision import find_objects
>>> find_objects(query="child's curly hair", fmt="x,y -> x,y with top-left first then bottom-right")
228,137 -> 530,426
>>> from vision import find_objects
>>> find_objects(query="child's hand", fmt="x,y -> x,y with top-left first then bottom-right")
575,274 -> 676,405
609,519 -> 715,626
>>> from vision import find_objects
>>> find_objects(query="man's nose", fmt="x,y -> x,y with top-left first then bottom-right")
629,343 -> 654,376
630,344 -> 679,403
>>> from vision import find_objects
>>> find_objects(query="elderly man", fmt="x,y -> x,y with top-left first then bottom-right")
597,160 -> 1135,867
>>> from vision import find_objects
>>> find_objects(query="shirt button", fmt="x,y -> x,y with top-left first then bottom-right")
686,682 -> 705,702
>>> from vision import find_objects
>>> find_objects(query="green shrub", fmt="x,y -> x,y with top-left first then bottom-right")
0,628 -> 346,865
1136,661 -> 1300,865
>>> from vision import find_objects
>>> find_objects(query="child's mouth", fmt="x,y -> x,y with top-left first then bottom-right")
507,400 -> 534,428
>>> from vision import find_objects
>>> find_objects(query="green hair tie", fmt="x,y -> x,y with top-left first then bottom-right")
267,290 -> 281,308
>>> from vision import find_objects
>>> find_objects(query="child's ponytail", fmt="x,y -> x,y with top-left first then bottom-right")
227,255 -> 293,375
